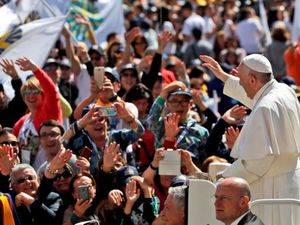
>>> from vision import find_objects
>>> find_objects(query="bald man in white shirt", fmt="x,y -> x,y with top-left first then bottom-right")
201,54 -> 300,225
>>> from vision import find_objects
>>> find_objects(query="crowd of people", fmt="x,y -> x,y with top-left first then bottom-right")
1,0 -> 300,225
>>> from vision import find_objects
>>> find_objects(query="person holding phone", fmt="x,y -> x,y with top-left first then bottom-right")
63,173 -> 100,225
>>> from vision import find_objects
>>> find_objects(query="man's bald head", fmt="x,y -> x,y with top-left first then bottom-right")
214,177 -> 252,224
217,177 -> 251,200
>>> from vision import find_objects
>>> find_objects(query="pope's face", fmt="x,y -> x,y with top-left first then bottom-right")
237,63 -> 256,99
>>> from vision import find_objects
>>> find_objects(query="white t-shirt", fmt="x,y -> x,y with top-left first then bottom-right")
235,18 -> 263,54
203,16 -> 216,45
182,13 -> 205,37
75,64 -> 91,105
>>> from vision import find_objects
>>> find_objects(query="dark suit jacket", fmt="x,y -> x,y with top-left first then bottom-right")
237,211 -> 265,225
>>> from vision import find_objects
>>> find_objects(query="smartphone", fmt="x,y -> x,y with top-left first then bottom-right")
77,185 -> 90,201
95,106 -> 117,117
94,67 -> 104,89
80,146 -> 92,160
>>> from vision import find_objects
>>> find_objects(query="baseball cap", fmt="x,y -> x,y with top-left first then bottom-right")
168,88 -> 192,100
120,63 -> 138,77
116,165 -> 139,188
105,67 -> 119,82
88,45 -> 105,56
242,54 -> 273,74
60,58 -> 71,68
44,58 -> 59,68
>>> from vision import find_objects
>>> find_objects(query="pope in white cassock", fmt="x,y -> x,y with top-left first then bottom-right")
200,54 -> 300,225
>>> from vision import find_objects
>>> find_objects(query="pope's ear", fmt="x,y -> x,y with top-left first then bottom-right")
249,73 -> 257,85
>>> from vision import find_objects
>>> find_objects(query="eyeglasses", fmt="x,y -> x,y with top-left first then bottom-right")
54,170 -> 72,181
16,175 -> 36,184
0,140 -> 19,146
121,72 -> 136,77
168,100 -> 190,107
22,89 -> 41,96
39,131 -> 60,138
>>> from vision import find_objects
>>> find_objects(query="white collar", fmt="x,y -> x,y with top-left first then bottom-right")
252,79 -> 276,108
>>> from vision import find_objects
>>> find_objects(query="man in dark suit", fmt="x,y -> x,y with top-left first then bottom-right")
214,177 -> 264,225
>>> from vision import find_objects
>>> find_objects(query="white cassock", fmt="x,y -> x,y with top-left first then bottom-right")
222,75 -> 300,225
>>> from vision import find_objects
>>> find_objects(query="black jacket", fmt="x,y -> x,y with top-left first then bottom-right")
237,211 -> 265,225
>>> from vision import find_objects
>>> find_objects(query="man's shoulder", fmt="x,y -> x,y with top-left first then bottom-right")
238,211 -> 265,225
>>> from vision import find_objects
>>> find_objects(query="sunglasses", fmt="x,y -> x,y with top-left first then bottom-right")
0,140 -> 19,146
16,175 -> 36,184
54,169 -> 72,181
39,131 -> 60,138
22,89 -> 41,96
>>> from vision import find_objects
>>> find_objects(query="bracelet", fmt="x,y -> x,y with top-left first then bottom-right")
149,163 -> 158,171
46,165 -> 58,176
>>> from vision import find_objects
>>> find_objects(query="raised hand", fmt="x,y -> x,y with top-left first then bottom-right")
74,13 -> 91,27
131,176 -> 153,198
74,199 -> 93,218
113,100 -> 135,124
108,189 -> 124,208
222,105 -> 247,125
225,126 -> 240,149
15,57 -> 38,72
151,148 -> 165,168
48,148 -> 72,172
76,156 -> 90,173
125,27 -> 142,44
160,81 -> 186,100
164,113 -> 180,141
158,30 -> 173,53
103,142 -> 120,172
190,89 -> 207,111
125,179 -> 141,205
200,55 -> 227,82
0,59 -> 18,79
0,145 -> 17,176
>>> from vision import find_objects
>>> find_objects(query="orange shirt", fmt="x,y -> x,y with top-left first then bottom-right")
284,44 -> 300,85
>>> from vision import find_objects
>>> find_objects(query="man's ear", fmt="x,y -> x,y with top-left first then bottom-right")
113,82 -> 121,92
249,73 -> 257,85
240,195 -> 250,208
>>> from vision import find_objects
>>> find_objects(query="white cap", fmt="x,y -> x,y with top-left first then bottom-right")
242,54 -> 273,74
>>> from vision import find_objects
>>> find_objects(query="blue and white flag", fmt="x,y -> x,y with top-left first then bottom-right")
0,16 -> 66,97
0,0 -> 39,36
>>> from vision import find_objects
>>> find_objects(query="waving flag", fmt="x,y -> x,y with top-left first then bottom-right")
67,0 -> 125,44
0,16 -> 66,97
0,0 -> 39,36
